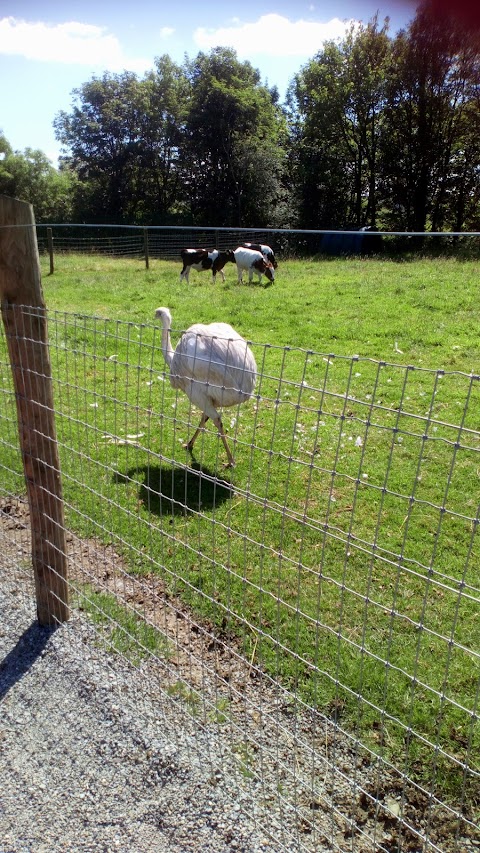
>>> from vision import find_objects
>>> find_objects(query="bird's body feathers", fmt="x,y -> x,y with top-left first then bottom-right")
155,308 -> 257,466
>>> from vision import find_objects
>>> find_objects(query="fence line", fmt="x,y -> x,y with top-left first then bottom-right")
1,303 -> 479,851
26,223 -> 480,267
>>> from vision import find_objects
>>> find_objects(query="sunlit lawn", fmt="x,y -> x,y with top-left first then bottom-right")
1,252 -> 479,809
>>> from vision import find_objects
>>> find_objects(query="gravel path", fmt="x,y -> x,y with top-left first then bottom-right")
1,502 -> 478,853
0,577 -> 288,853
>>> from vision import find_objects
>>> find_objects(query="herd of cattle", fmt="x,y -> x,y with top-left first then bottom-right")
179,243 -> 278,285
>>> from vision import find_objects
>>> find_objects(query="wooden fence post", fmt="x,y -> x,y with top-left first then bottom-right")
0,194 -> 69,625
143,227 -> 149,269
47,226 -> 54,275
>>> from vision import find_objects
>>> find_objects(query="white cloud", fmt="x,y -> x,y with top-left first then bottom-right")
0,16 -> 150,73
194,13 -> 353,58
159,26 -> 175,39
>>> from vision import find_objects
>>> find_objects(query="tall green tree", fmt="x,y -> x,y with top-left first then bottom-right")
54,62 -> 191,224
53,52 -> 289,226
381,1 -> 480,231
449,97 -> 480,231
183,48 -> 287,226
128,56 -> 190,223
49,9 -> 480,232
54,71 -> 147,222
0,133 -> 76,222
286,42 -> 352,229
287,17 -> 391,229
345,17 -> 391,226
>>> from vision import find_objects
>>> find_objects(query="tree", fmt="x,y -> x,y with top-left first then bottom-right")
345,17 -> 391,226
286,43 -> 353,229
47,12 -> 480,232
0,134 -> 76,222
288,17 -> 391,229
54,62 -> 192,223
448,98 -> 480,230
381,1 -> 480,231
183,48 -> 287,226
53,51 -> 288,227
128,56 -> 190,223
54,71 -> 147,222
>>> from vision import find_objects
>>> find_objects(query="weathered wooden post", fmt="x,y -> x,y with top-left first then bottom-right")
0,195 -> 69,625
47,226 -> 54,275
143,227 -> 149,270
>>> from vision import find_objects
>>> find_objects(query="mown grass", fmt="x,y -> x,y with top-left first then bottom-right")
1,252 -> 479,811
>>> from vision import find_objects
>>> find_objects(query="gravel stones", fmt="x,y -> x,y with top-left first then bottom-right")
0,580 -> 282,853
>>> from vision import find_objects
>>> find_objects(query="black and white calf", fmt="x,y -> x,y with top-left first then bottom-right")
240,242 -> 278,269
233,247 -> 275,284
179,248 -> 235,283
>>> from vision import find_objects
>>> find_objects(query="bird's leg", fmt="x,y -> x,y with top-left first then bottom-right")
213,417 -> 235,468
184,413 -> 209,452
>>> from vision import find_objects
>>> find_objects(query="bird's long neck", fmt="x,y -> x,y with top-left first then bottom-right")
160,317 -> 174,369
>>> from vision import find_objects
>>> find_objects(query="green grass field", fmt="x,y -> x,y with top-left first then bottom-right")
1,253 -> 479,813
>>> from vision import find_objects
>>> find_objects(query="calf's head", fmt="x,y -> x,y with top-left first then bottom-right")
255,258 -> 275,283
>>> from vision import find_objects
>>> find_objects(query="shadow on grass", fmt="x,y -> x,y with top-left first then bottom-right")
114,459 -> 233,517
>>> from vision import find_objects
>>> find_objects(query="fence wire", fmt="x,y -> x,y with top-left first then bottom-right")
35,225 -> 293,260
34,223 -> 480,264
0,306 -> 479,852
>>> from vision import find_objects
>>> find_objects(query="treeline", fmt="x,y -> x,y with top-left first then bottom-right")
1,1 -> 479,231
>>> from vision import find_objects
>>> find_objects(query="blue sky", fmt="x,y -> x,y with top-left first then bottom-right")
0,1 -> 416,166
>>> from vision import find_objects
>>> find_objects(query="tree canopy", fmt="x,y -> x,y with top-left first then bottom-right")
3,2 -> 480,230
0,134 -> 76,222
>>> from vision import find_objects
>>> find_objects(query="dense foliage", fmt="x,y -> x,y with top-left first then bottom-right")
0,135 -> 76,222
1,1 -> 479,229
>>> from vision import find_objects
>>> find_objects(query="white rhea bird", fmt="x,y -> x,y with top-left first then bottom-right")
155,307 -> 257,467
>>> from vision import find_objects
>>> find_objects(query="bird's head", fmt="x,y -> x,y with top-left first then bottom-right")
155,307 -> 172,327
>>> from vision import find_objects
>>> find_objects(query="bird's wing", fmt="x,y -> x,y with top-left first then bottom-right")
171,328 -> 256,403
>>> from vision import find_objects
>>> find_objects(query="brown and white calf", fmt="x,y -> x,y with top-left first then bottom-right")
240,242 -> 278,269
233,247 -> 275,284
179,248 -> 235,283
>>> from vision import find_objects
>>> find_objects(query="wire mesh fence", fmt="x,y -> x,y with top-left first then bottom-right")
35,224 -> 293,261
1,304 -> 479,852
34,223 -> 480,265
